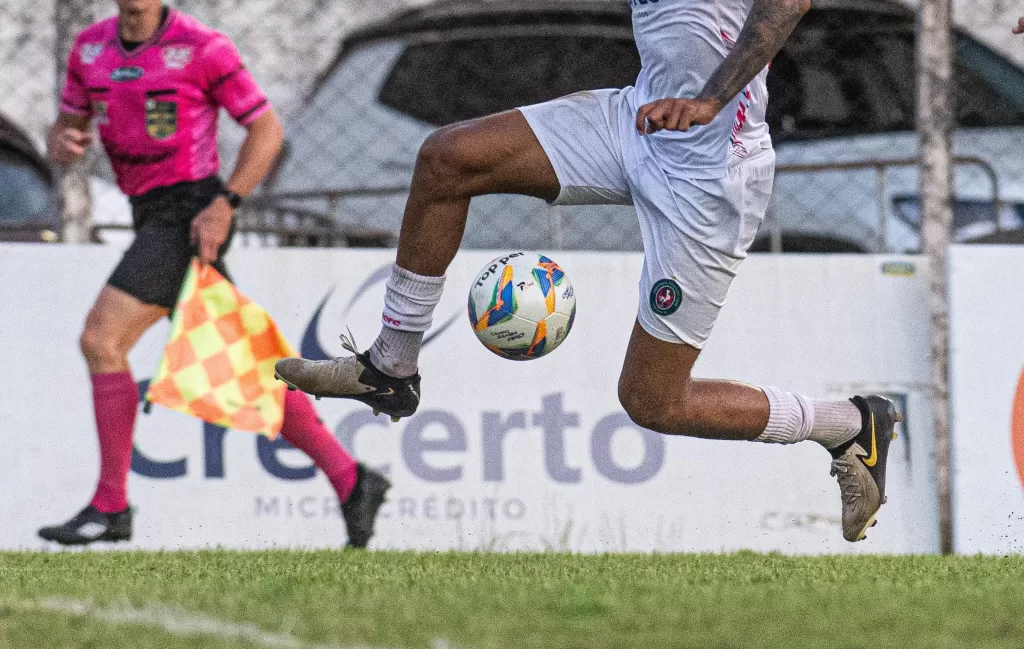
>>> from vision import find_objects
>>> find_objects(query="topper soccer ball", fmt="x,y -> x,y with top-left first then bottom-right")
467,252 -> 576,360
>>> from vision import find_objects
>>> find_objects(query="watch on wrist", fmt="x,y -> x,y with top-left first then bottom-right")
220,190 -> 243,209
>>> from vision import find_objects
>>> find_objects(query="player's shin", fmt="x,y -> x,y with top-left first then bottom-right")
368,264 -> 446,378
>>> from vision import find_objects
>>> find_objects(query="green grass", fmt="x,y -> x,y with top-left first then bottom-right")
1,551 -> 1024,649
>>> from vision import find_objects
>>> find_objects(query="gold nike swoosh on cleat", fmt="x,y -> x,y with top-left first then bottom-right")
862,413 -> 879,467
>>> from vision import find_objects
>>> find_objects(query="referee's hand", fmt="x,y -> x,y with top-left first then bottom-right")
47,125 -> 92,165
191,196 -> 233,265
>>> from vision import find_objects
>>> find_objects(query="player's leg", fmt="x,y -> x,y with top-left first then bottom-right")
618,150 -> 900,542
277,390 -> 390,548
394,111 -> 559,278
276,96 -> 630,415
617,324 -> 769,440
369,111 -> 559,378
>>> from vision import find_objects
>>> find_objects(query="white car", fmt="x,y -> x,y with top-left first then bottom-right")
268,0 -> 1024,252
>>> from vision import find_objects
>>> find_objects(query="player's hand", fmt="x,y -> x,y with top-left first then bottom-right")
47,126 -> 92,165
636,97 -> 723,135
1014,17 -> 1024,34
190,196 -> 233,265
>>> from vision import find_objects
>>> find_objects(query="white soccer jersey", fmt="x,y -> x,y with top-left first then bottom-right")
630,0 -> 771,178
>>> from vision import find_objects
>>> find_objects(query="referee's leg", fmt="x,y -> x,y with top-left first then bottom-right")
80,285 -> 168,374
80,286 -> 167,513
36,286 -> 166,545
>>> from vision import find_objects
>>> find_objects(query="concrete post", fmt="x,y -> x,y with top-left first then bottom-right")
54,0 -> 95,243
917,0 -> 955,555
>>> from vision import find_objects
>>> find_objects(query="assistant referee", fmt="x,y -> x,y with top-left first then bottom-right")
39,0 -> 390,548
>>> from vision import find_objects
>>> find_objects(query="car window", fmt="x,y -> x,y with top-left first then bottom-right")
0,147 -> 50,223
378,35 -> 641,126
768,10 -> 1024,141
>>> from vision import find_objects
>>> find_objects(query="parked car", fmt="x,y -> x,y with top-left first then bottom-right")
0,113 -> 61,243
269,0 -> 1024,252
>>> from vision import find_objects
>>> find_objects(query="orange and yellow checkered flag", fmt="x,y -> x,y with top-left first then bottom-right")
146,259 -> 297,437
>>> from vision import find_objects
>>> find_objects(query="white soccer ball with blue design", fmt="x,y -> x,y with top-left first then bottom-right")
467,252 -> 576,360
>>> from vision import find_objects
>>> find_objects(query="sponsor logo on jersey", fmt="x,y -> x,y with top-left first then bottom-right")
93,100 -> 109,125
80,43 -> 104,65
161,46 -> 193,70
650,279 -> 682,316
110,66 -> 144,82
145,99 -> 177,139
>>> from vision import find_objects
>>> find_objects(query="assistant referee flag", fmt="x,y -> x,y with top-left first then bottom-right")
146,260 -> 297,437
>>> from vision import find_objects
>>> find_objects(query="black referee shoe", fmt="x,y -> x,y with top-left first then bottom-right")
38,505 -> 133,546
342,464 -> 391,549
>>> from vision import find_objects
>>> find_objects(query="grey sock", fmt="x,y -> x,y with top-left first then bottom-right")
368,327 -> 424,379
807,399 -> 862,449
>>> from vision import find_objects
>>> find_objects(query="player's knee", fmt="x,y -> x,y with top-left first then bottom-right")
619,388 -> 687,434
620,386 -> 702,435
415,126 -> 483,197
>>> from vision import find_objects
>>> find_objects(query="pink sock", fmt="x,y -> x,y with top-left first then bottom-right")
89,372 -> 138,513
280,390 -> 358,503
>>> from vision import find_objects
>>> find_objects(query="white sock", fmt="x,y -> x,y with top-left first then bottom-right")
757,386 -> 814,444
807,399 -> 862,449
367,265 -> 445,378
756,387 -> 862,449
369,327 -> 424,379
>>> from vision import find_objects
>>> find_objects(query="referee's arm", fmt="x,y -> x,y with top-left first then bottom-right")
190,108 -> 283,265
223,109 -> 284,200
47,112 -> 92,166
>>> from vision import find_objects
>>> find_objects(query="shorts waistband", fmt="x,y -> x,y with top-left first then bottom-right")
129,176 -> 223,208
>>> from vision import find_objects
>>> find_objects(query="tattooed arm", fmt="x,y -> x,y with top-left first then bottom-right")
636,0 -> 810,134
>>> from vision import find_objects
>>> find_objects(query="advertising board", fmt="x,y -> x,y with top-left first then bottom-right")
0,245 -> 936,553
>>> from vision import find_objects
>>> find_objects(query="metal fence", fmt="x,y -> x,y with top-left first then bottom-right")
2,0 -> 1023,253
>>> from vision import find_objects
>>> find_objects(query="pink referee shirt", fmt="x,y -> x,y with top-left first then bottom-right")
60,9 -> 271,197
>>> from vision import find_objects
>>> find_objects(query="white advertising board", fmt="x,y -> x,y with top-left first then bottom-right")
0,245 -> 936,553
949,246 -> 1024,554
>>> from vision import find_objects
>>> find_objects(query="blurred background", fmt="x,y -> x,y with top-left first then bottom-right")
2,0 -> 1023,253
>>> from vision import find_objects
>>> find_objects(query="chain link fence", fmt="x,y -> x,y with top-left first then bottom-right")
1,0 -> 1022,252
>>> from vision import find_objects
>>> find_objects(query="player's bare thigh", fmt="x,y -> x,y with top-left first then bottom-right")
397,110 -> 561,275
80,285 -> 168,374
412,109 -> 560,202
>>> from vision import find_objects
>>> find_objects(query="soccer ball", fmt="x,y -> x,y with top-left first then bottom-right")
467,252 -> 576,360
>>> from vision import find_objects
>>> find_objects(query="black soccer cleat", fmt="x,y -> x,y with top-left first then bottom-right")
274,334 -> 421,421
829,395 -> 902,542
38,505 -> 133,546
342,464 -> 391,549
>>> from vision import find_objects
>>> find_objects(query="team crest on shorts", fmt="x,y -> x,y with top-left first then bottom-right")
650,279 -> 682,316
146,99 -> 177,140
162,46 -> 193,70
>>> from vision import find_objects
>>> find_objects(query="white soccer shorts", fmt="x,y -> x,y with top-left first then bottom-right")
519,87 -> 775,348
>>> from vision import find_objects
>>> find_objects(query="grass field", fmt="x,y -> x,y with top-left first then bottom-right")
2,551 -> 1024,649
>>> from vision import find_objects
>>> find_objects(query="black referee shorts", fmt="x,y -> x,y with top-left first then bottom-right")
107,176 -> 235,309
